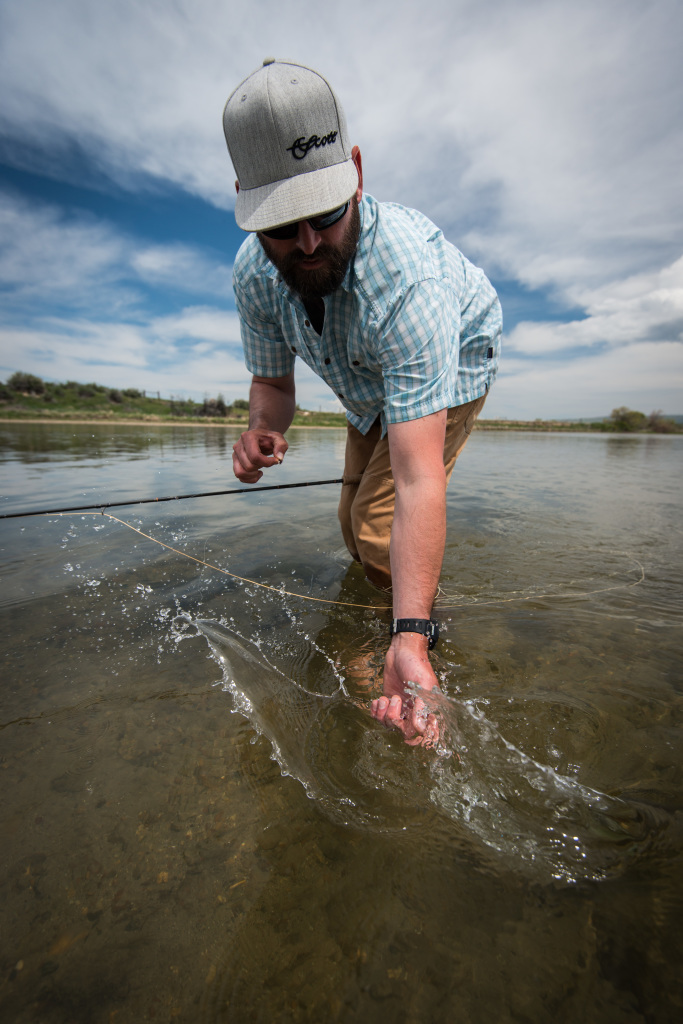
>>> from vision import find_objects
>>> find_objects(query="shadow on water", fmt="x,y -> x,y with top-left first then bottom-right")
192,617 -> 672,887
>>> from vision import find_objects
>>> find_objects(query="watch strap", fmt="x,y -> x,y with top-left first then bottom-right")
390,618 -> 439,650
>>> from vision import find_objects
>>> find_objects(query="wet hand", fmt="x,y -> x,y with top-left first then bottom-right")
232,429 -> 288,483
371,633 -> 440,747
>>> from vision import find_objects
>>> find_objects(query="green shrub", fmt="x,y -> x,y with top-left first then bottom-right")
610,407 -> 647,432
200,396 -> 227,417
7,371 -> 45,395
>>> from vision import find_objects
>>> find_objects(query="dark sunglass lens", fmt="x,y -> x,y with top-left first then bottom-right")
311,201 -> 349,231
262,223 -> 298,240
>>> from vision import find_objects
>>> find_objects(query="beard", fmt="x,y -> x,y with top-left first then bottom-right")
258,198 -> 361,301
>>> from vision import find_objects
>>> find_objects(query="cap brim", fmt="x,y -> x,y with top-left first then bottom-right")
234,159 -> 359,232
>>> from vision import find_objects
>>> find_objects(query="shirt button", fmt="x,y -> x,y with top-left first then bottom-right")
324,357 -> 331,365
352,360 -> 360,366
304,320 -> 310,328
291,346 -> 297,353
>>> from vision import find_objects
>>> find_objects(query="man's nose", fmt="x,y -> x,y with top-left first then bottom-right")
295,220 -> 321,255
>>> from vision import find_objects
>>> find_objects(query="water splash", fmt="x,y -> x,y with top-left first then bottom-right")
194,617 -> 368,823
421,687 -> 668,882
191,618 -> 670,883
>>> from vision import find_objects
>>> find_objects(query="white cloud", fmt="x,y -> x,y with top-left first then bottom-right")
0,188 -> 233,311
1,0 -> 681,288
485,256 -> 683,417
0,0 -> 681,417
507,256 -> 683,357
131,244 -> 232,295
486,339 -> 683,420
0,312 -> 343,410
151,307 -> 242,344
0,190 -> 128,305
0,316 -> 244,396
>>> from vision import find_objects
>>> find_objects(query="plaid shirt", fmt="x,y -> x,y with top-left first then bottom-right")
233,194 -> 502,436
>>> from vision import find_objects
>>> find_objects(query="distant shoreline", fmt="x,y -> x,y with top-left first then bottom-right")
0,416 -> 344,429
3,375 -> 680,433
1,415 -> 680,434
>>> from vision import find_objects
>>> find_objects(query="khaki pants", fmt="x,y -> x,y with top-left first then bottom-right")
338,394 -> 487,589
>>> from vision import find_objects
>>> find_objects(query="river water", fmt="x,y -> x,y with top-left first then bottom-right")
1,421 -> 681,1023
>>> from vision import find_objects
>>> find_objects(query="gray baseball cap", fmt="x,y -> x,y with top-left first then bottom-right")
223,58 -> 359,232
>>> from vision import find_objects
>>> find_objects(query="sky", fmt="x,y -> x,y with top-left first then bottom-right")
0,0 -> 681,419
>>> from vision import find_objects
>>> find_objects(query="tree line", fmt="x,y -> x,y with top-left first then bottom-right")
0,372 -> 250,419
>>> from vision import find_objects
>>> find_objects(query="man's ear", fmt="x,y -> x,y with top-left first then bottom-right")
351,146 -> 363,201
235,180 -> 240,194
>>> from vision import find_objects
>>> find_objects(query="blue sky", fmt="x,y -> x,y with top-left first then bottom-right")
0,0 -> 681,419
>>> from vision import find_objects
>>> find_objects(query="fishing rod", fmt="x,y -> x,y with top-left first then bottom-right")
0,477 -> 344,520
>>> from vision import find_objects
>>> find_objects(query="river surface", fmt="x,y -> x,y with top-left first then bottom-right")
1,422 -> 682,1023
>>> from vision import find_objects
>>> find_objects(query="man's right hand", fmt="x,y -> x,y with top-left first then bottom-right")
372,632 -> 440,747
232,428 -> 288,483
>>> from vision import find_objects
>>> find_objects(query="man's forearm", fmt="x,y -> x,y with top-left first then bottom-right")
389,475 -> 446,619
378,473 -> 446,731
373,413 -> 447,739
248,376 -> 296,433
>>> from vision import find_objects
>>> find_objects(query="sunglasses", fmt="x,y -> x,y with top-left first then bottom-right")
260,200 -> 350,240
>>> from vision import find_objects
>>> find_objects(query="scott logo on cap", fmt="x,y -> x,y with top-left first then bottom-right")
286,131 -> 338,160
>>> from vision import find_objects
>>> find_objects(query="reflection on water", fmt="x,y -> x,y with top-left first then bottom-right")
0,420 -> 237,460
1,424 -> 682,1022
0,420 -> 346,514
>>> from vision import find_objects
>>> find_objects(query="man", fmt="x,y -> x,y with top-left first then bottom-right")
223,58 -> 502,746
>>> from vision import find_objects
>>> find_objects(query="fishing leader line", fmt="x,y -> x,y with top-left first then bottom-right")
3,475 -> 646,608
53,510 -> 392,610
45,510 -> 645,612
435,554 -> 645,609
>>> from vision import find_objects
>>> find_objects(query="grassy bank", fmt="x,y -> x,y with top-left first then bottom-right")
0,373 -> 348,427
1,373 -> 680,433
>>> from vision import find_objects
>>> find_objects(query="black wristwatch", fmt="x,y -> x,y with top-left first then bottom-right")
389,618 -> 439,650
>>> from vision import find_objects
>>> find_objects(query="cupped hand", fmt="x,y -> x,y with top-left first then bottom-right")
371,634 -> 440,747
232,428 -> 288,483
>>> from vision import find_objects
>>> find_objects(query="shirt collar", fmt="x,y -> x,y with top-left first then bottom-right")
339,194 -> 369,293
341,194 -> 376,295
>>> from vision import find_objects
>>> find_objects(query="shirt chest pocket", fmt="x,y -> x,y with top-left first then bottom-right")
346,324 -> 380,378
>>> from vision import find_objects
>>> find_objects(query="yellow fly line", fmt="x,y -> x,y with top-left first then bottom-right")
54,511 -> 391,610
50,510 -> 646,611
